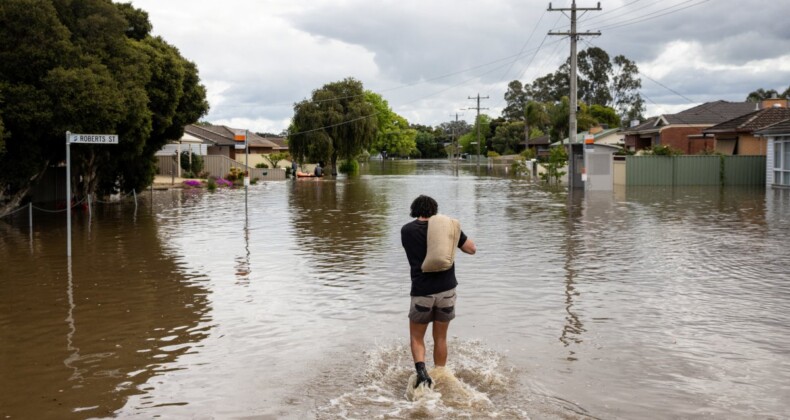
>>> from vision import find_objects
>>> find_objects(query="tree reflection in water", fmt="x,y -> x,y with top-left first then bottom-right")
0,203 -> 211,418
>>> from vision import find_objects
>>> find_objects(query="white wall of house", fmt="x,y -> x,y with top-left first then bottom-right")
156,143 -> 207,156
596,132 -> 625,146
769,135 -> 790,188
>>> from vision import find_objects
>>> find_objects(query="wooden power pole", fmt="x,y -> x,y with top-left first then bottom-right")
548,1 -> 601,189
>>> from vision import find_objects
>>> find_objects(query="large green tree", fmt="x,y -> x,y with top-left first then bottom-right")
502,80 -> 529,122
0,0 -> 207,215
522,47 -> 644,124
288,78 -> 378,174
491,121 -> 525,155
0,0 -> 72,212
459,114 -> 491,155
366,91 -> 417,158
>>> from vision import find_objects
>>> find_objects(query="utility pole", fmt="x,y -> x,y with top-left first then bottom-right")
548,1 -> 601,189
467,94 -> 489,168
450,112 -> 463,172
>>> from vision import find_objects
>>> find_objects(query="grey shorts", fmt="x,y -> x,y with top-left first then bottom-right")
408,288 -> 457,324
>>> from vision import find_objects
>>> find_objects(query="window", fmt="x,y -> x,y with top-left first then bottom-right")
774,142 -> 782,169
775,138 -> 790,187
785,140 -> 790,170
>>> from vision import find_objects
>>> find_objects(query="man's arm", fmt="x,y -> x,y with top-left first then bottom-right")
460,237 -> 476,255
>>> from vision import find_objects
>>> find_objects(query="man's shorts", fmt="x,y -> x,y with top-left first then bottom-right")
408,288 -> 456,324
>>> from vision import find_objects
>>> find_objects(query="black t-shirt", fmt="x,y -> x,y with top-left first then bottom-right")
401,219 -> 468,296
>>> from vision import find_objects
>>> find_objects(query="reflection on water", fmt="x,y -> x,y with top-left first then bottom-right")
1,160 -> 789,419
0,201 -> 211,418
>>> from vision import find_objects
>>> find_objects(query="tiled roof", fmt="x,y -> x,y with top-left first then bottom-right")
262,136 -> 288,150
754,118 -> 790,136
664,101 -> 757,125
623,101 -> 757,134
184,124 -> 281,149
622,117 -> 660,134
703,107 -> 790,134
245,131 -> 280,149
184,124 -> 236,146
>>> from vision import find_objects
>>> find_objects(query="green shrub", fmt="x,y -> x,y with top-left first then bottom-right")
338,159 -> 359,174
180,151 -> 204,174
255,163 -> 269,168
644,145 -> 682,156
520,148 -> 536,160
487,151 -> 500,158
207,177 -> 217,192
539,146 -> 568,185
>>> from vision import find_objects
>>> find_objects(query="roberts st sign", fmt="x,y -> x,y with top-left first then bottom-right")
68,133 -> 119,144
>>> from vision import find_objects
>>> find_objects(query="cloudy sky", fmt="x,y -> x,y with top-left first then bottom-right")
129,0 -> 790,134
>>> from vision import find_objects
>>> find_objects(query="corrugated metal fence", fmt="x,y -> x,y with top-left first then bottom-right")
156,155 -> 286,181
626,155 -> 765,186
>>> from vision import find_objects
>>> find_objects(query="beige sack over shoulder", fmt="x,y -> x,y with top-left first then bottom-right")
421,214 -> 461,273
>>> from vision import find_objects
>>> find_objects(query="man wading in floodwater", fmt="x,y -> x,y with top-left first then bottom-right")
401,195 -> 476,388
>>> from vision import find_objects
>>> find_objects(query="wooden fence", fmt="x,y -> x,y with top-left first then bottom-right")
156,155 -> 286,181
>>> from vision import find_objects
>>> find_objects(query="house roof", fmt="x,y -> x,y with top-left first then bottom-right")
185,124 -> 236,146
623,101 -> 757,135
562,127 -> 622,143
183,124 -> 281,149
703,107 -> 790,134
262,136 -> 288,151
664,101 -> 756,125
622,116 -> 660,135
519,134 -> 550,146
754,117 -> 790,136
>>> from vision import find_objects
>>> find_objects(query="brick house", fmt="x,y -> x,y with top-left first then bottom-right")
182,124 -> 288,166
702,105 -> 790,156
622,101 -> 757,154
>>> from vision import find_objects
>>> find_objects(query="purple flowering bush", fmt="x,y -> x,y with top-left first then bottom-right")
216,178 -> 234,187
183,180 -> 203,188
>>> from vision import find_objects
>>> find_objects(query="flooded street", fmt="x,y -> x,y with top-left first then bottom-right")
1,160 -> 789,419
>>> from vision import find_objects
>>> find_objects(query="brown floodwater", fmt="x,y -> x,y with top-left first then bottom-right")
1,160 -> 789,419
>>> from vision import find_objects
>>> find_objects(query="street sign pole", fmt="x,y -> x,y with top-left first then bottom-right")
66,131 -> 72,257
65,132 -> 119,257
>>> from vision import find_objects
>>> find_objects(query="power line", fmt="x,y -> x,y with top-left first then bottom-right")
578,0 -> 644,23
594,0 -> 710,31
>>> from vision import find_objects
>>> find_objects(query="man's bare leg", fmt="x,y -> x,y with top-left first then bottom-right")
432,321 -> 450,366
409,321 -> 430,363
409,321 -> 433,388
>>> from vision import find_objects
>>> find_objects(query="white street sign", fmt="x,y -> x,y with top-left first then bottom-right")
69,133 -> 119,144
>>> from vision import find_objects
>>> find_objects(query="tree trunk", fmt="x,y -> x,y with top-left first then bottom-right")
0,163 -> 49,218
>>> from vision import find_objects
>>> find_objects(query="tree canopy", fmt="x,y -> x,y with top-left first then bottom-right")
0,0 -> 208,214
288,78 -> 378,173
514,47 -> 645,125
746,86 -> 790,102
366,91 -> 417,158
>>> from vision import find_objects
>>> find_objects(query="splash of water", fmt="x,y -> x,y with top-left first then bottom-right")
318,339 -> 529,419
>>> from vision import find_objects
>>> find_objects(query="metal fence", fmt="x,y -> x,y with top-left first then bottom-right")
626,155 -> 766,186
155,155 -> 286,181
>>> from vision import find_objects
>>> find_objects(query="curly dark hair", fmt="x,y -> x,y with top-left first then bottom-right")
410,195 -> 438,218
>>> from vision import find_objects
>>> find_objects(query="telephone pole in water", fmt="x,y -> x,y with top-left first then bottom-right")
467,94 -> 489,169
548,1 -> 601,189
449,112 -> 464,173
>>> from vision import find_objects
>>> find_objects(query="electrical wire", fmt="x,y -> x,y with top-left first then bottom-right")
594,0 -> 710,31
